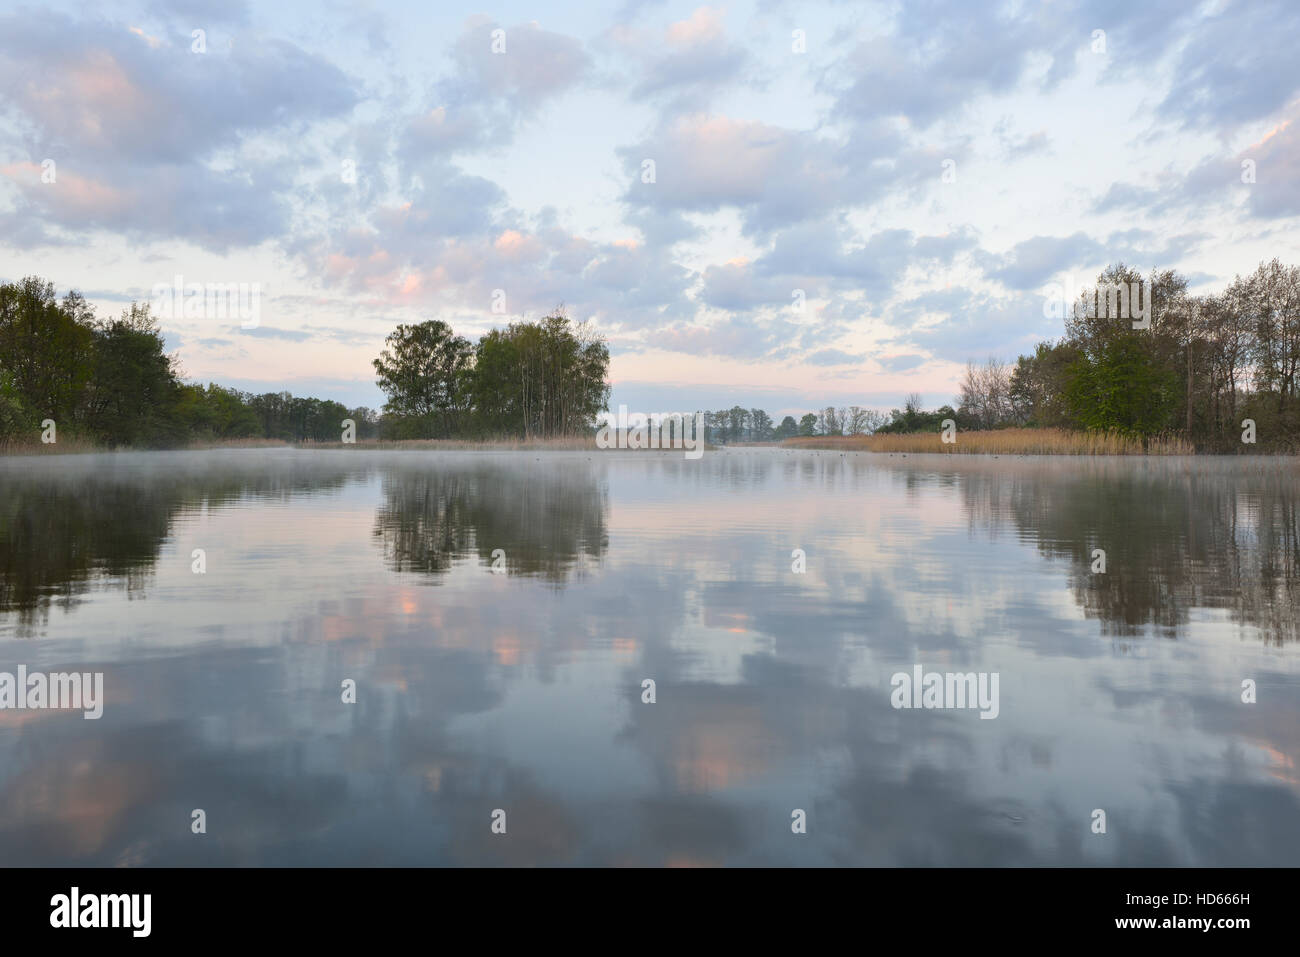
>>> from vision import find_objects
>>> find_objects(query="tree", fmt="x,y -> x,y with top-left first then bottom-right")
84,303 -> 180,446
712,408 -> 733,442
1199,284 -> 1253,436
468,310 -> 609,438
173,383 -> 261,440
1243,259 -> 1300,418
1064,334 -> 1179,435
798,413 -> 818,436
877,396 -> 959,434
862,409 -> 888,433
846,406 -> 867,435
0,277 -> 95,431
348,406 -> 381,440
727,405 -> 749,441
957,358 -> 1014,429
818,406 -> 843,435
372,320 -> 473,437
0,370 -> 33,440
1009,341 -> 1079,427
775,415 -> 798,439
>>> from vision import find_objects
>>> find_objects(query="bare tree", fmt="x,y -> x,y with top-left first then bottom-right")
957,358 -> 1014,428
847,406 -> 868,435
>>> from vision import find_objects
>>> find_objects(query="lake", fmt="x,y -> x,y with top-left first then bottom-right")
1,448 -> 1297,865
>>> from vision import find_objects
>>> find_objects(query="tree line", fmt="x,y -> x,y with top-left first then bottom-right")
0,276 -> 386,446
688,407 -> 889,444
790,258 -> 1300,449
8,258 -> 1297,451
0,278 -> 609,447
703,260 -> 1300,450
939,259 -> 1300,449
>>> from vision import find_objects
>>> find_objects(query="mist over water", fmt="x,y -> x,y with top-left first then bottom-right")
0,449 -> 1297,865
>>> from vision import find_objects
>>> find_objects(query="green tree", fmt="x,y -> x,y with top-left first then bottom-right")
373,320 -> 473,437
1009,341 -> 1081,427
727,405 -> 749,440
0,277 -> 95,432
83,303 -> 180,446
469,311 -> 609,438
1064,334 -> 1179,435
0,370 -> 34,440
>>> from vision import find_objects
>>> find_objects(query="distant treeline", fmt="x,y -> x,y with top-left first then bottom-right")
0,278 -> 610,447
691,408 -> 884,444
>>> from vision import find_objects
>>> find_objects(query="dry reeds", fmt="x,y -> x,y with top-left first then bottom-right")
184,437 -> 293,450
0,434 -> 104,456
783,428 -> 1195,455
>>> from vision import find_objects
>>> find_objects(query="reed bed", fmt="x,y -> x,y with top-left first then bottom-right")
185,437 -> 293,450
782,428 -> 1195,456
0,434 -> 105,456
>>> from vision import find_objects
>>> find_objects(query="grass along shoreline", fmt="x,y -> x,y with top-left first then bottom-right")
782,428 -> 1198,455
0,435 -> 603,456
4,427 -> 1295,457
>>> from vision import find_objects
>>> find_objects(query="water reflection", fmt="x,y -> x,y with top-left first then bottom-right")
932,456 -> 1298,644
0,449 -> 1296,865
372,460 -> 608,582
0,452 -> 358,636
0,452 -> 609,635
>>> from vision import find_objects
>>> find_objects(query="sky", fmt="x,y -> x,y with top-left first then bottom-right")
1,0 -> 1298,417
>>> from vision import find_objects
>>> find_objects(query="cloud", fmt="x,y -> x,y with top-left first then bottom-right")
1,157 -> 295,250
823,1 -> 1078,129
983,233 -> 1106,291
621,7 -> 748,103
147,0 -> 250,24
0,13 -> 360,250
1093,107 -> 1300,223
236,326 -> 313,342
877,354 -> 927,373
619,114 -> 942,236
894,287 -> 1052,364
982,230 -> 1206,291
451,18 -> 588,114
300,198 -> 696,334
805,348 -> 865,366
1157,0 -> 1300,131
1240,116 -> 1300,219
648,313 -> 806,360
398,18 -> 589,161
0,17 -> 357,165
751,222 -> 977,304
698,258 -> 789,311
1002,130 -> 1050,161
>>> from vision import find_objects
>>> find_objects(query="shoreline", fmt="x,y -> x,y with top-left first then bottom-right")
4,438 -> 1299,458
780,428 -> 1299,456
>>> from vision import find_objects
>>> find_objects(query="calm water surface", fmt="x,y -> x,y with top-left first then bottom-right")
1,448 -> 1297,865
